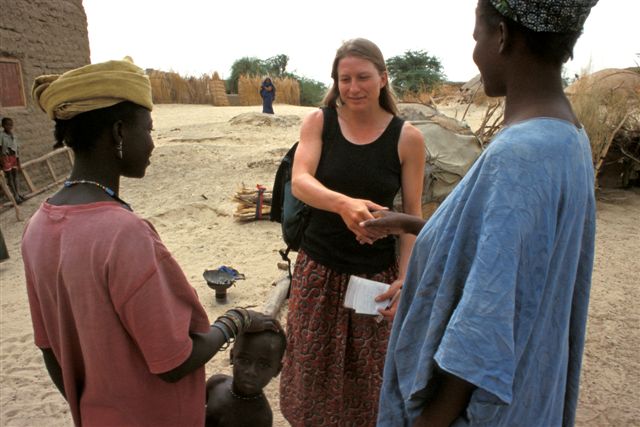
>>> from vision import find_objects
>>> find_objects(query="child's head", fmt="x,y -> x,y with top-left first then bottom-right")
2,117 -> 13,132
230,324 -> 286,396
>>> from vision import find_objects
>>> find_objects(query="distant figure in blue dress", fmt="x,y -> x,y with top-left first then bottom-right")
260,77 -> 276,114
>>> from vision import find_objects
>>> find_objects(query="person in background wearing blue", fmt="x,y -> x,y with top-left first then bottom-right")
367,0 -> 599,426
260,77 -> 276,114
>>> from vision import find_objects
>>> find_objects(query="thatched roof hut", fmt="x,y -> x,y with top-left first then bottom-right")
566,68 -> 640,97
569,68 -> 640,188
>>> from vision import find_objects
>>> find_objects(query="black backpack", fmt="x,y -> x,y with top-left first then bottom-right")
270,141 -> 310,277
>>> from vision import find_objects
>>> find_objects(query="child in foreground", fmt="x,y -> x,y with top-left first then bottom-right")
206,323 -> 287,427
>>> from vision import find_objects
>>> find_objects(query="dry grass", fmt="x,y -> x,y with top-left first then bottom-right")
148,70 -> 229,105
398,83 -> 465,107
401,91 -> 435,107
569,72 -> 640,183
399,82 -> 434,106
430,83 -> 464,104
238,75 -> 300,106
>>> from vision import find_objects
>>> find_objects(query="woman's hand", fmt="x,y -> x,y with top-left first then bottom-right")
243,310 -> 281,334
375,278 -> 403,321
337,197 -> 388,244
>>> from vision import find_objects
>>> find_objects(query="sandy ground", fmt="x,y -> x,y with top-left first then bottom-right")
1,103 -> 638,426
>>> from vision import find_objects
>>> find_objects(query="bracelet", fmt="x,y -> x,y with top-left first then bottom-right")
220,314 -> 241,336
215,316 -> 238,343
229,308 -> 251,330
212,322 -> 231,350
224,311 -> 244,334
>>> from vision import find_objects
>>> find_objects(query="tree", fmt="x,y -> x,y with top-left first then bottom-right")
228,57 -> 268,93
265,54 -> 289,77
386,50 -> 446,96
227,54 -> 327,105
294,75 -> 327,106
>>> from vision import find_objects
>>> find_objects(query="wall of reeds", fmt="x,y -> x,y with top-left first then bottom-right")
238,75 -> 300,106
148,70 -> 229,105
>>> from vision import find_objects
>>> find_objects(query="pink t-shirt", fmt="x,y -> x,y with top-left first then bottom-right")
22,201 -> 210,426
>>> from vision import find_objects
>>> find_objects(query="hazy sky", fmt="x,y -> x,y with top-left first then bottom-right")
83,0 -> 638,85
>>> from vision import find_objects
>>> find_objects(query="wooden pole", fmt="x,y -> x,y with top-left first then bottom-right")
0,174 -> 20,221
594,113 -> 629,181
261,274 -> 291,318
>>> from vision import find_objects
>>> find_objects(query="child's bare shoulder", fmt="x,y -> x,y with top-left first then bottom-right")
206,374 -> 231,389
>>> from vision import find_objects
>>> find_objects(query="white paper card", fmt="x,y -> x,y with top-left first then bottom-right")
343,275 -> 390,315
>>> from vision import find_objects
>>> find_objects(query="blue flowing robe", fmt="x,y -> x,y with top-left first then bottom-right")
260,81 -> 276,114
378,118 -> 596,427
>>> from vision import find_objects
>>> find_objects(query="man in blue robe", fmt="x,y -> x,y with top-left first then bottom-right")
365,1 -> 599,425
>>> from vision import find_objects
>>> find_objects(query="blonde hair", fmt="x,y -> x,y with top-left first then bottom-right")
322,38 -> 398,115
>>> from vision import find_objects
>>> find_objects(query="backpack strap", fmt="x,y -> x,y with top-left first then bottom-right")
277,108 -> 335,282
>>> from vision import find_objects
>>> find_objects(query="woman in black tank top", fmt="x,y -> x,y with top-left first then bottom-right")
279,38 -> 426,427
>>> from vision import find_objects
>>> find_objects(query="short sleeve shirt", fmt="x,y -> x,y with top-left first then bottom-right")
22,201 -> 211,426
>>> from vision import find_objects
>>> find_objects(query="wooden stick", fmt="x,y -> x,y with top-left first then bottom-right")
262,274 -> 291,318
45,158 -> 57,181
0,173 -> 20,221
595,113 -> 629,180
19,167 -> 36,193
20,147 -> 71,168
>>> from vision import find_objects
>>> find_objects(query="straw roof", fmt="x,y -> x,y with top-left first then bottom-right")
566,68 -> 640,98
568,68 -> 640,188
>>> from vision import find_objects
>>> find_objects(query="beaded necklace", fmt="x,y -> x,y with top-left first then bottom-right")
64,179 -> 132,211
228,384 -> 264,401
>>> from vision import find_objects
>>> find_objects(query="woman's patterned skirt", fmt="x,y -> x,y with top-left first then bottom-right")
280,250 -> 398,427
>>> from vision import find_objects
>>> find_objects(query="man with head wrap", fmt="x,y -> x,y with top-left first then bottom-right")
22,59 -> 278,426
371,1 -> 599,426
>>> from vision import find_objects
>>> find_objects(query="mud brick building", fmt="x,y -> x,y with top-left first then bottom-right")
1,0 -> 89,189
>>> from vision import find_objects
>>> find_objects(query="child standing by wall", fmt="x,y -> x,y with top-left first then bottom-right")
1,117 -> 24,203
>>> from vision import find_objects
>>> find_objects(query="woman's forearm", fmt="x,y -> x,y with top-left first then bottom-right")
157,327 -> 226,383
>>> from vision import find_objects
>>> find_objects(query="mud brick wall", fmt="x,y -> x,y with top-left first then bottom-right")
0,0 -> 89,191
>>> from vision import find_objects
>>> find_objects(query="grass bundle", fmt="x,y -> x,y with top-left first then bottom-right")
148,70 -> 229,105
233,184 -> 272,222
210,72 -> 230,106
238,75 -> 301,106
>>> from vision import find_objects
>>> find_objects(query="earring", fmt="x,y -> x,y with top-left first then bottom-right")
116,140 -> 123,159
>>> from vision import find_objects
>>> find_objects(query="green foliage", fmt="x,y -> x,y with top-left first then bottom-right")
386,50 -> 446,96
265,54 -> 289,77
227,53 -> 327,104
227,54 -> 291,94
228,57 -> 268,93
294,75 -> 327,106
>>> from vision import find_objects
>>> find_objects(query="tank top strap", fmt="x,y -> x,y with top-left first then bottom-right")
321,107 -> 339,141
386,115 -> 405,145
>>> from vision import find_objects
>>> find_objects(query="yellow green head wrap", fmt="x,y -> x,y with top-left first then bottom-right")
32,59 -> 153,120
